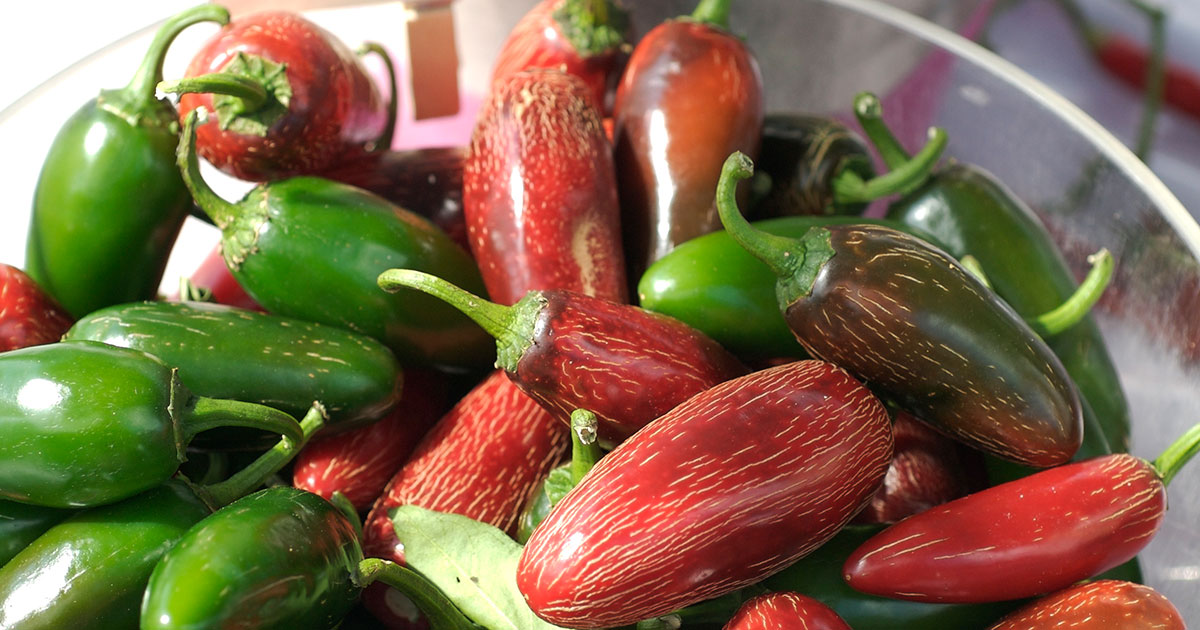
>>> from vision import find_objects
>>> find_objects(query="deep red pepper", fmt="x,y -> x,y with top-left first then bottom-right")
724,592 -> 852,630
986,580 -> 1184,629
362,370 -> 568,561
317,147 -> 471,253
0,264 -> 74,352
378,269 -> 748,446
516,360 -> 893,628
612,0 -> 763,276
842,421 -> 1200,603
292,370 -> 445,512
465,69 -> 628,305
853,410 -> 987,525
491,0 -> 631,113
168,11 -> 389,181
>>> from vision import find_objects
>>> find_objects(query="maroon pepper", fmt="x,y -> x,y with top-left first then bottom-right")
0,264 -> 74,352
465,69 -> 628,306
292,370 -> 445,512
612,0 -> 763,276
842,422 -> 1200,603
724,592 -> 853,630
515,360 -> 893,628
491,0 -> 631,113
164,11 -> 390,181
986,580 -> 1184,630
377,269 -> 747,446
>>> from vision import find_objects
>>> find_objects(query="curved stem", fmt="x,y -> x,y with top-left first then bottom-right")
357,42 -> 397,152
716,152 -> 796,278
377,269 -> 513,342
690,0 -> 731,29
832,126 -> 946,203
569,409 -> 603,484
158,73 -> 270,113
124,4 -> 230,104
853,91 -> 912,169
178,277 -> 213,303
355,558 -> 480,630
203,403 -> 327,507
1153,422 -> 1200,486
177,108 -> 240,227
177,396 -> 304,445
1028,248 -> 1114,337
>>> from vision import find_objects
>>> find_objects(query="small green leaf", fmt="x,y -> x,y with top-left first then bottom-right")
391,506 -> 569,630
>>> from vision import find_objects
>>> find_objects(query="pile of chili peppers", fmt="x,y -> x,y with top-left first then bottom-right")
1,1 -> 1194,629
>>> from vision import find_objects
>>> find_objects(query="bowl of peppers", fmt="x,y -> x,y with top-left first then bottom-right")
0,0 -> 1198,628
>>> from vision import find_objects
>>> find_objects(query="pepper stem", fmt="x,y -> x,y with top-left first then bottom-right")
123,4 -> 230,105
690,0 -> 732,29
832,126 -> 947,203
357,42 -> 397,152
569,409 -> 603,484
355,558 -> 478,630
1153,422 -> 1200,486
202,403 -> 327,507
378,269 -> 513,340
158,73 -> 269,113
1028,248 -> 1114,337
853,91 -> 913,169
177,108 -> 241,227
176,395 -> 305,445
555,0 -> 630,56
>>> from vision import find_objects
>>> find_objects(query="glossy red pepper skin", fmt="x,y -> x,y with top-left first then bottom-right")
318,147 -> 470,253
491,0 -> 630,113
465,69 -> 627,306
514,289 -> 747,446
362,370 -> 568,563
517,360 -> 893,628
987,580 -> 1184,630
292,370 -> 445,512
1095,33 -> 1200,123
612,16 -> 763,274
724,592 -> 852,630
843,453 -> 1165,603
0,264 -> 74,352
854,410 -> 987,524
178,11 -> 388,181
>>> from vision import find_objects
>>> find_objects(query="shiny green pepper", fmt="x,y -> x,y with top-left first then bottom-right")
0,500 -> 72,568
0,340 -> 303,508
24,5 -> 228,318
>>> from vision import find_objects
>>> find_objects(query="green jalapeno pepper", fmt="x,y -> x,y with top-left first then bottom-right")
0,340 -> 304,508
0,406 -> 324,630
854,93 -> 1131,452
66,300 -> 402,446
24,5 -> 229,318
0,501 -> 72,568
637,216 -> 949,361
141,486 -> 479,630
176,108 -> 491,369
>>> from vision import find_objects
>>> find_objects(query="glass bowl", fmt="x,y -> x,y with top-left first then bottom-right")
1,0 -> 1196,624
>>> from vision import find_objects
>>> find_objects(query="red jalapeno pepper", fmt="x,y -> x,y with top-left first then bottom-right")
0,264 -> 73,353
986,580 -> 1184,630
724,592 -> 852,630
465,68 -> 628,306
377,269 -> 747,447
612,0 -> 764,277
842,422 -> 1200,603
516,359 -> 893,628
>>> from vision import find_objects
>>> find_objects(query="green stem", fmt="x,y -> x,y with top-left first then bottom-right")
853,91 -> 912,169
959,255 -> 993,289
177,108 -> 241,227
1153,422 -> 1200,486
569,410 -> 603,484
690,0 -> 732,29
178,277 -> 213,303
124,4 -> 230,105
203,403 -> 327,507
158,73 -> 269,113
377,269 -> 514,342
832,126 -> 946,203
1132,2 -> 1166,160
355,558 -> 480,630
357,42 -> 397,152
177,395 -> 305,445
555,0 -> 630,55
1028,248 -> 1114,337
